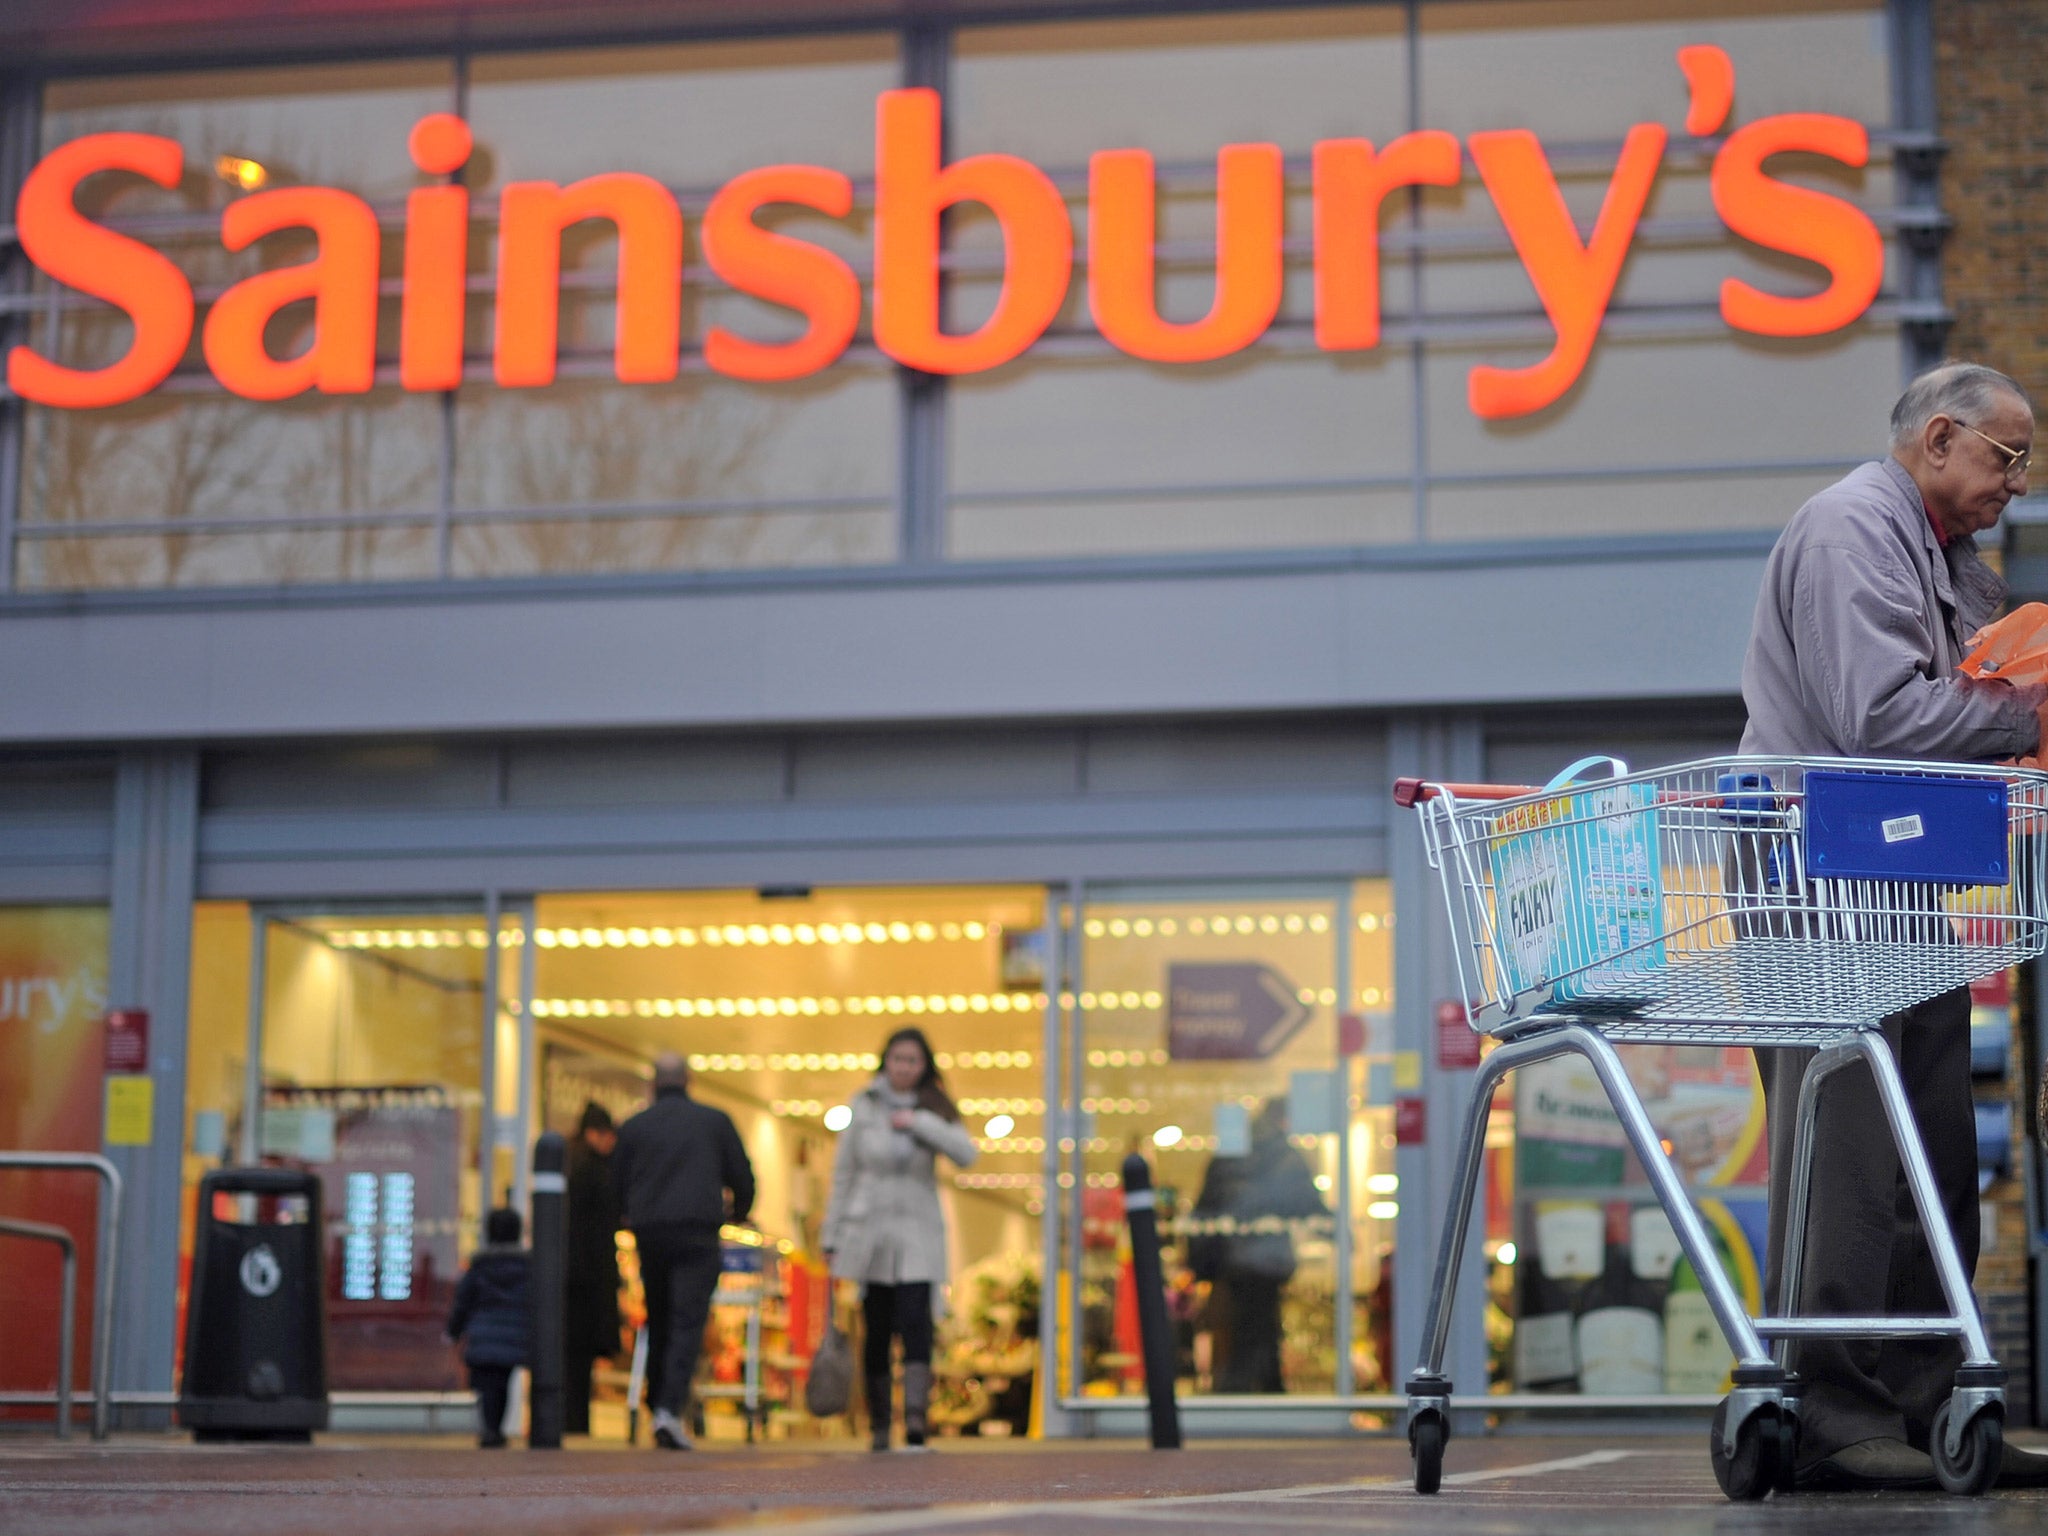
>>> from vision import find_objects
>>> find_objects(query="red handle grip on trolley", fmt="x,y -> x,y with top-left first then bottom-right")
1392,777 -> 1538,808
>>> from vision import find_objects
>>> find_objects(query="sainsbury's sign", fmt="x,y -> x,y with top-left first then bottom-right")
7,46 -> 1881,422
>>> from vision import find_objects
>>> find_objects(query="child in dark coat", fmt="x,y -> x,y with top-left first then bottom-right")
448,1207 -> 531,1447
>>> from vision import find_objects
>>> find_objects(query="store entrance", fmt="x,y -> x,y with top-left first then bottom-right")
524,885 -> 1049,1441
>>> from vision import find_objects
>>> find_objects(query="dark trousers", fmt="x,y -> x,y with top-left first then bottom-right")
1757,984 -> 1978,1458
1210,1273 -> 1286,1394
862,1282 -> 934,1376
564,1338 -> 598,1436
470,1363 -> 513,1444
637,1226 -> 723,1417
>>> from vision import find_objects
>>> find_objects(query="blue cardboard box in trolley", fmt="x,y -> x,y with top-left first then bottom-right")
1488,757 -> 1666,1011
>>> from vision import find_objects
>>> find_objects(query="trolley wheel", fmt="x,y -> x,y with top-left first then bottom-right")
1932,1400 -> 2002,1497
1710,1397 -> 1784,1502
1409,1413 -> 1446,1495
1771,1406 -> 1800,1496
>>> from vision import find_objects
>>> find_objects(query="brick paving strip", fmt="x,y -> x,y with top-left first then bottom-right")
1,1436 -> 2044,1536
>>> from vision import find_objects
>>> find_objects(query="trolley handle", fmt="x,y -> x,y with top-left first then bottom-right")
1392,778 -> 1538,808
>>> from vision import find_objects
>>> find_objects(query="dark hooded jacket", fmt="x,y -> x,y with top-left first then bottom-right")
448,1245 -> 530,1368
566,1136 -> 623,1357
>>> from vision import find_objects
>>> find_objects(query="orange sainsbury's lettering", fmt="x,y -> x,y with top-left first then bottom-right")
874,87 -> 1071,374
701,165 -> 862,382
495,173 -> 683,388
1089,144 -> 1284,364
1466,123 -> 1666,420
402,112 -> 472,392
15,69 -> 1895,419
1313,132 -> 1462,351
7,132 -> 193,409
203,186 -> 380,400
1713,113 -> 1882,338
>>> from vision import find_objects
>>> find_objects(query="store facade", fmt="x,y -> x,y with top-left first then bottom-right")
4,0 -> 2036,1435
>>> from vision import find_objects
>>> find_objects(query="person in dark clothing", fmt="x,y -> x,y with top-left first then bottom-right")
448,1206 -> 531,1448
1187,1099 -> 1327,1394
564,1101 -> 623,1437
614,1053 -> 755,1451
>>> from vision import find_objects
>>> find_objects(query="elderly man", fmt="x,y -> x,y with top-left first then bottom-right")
614,1053 -> 754,1451
1742,360 -> 2048,1490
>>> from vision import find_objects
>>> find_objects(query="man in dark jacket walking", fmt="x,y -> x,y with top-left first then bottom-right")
614,1054 -> 755,1450
448,1206 -> 530,1448
565,1101 -> 623,1437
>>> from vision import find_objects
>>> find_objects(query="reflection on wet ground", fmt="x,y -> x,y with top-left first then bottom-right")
0,1435 -> 2043,1536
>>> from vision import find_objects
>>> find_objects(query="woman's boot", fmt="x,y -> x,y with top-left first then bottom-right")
902,1363 -> 932,1450
866,1373 -> 893,1452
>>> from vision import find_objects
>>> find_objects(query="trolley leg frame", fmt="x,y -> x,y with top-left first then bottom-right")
1406,1021 -> 1790,1481
1404,1015 -> 2009,1489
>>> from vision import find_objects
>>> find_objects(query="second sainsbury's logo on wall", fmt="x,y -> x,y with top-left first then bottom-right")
7,46 -> 1882,422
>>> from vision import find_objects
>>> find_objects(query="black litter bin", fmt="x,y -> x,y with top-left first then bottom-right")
178,1167 -> 330,1440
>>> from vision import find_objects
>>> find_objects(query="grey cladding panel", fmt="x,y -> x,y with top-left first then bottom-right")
1085,720 -> 1386,795
0,755 -> 116,814
1485,709 -> 1745,787
203,742 -> 500,811
505,735 -> 787,807
792,728 -> 1082,802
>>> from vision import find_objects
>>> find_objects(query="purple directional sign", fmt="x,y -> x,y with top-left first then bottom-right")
1166,963 -> 1312,1060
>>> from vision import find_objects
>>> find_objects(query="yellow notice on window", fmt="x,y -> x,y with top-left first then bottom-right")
1393,1051 -> 1424,1092
105,1074 -> 153,1146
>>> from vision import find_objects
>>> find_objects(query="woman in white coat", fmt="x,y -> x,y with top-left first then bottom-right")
821,1027 -> 977,1449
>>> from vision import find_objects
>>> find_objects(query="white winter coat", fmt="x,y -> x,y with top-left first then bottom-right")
821,1077 -> 977,1286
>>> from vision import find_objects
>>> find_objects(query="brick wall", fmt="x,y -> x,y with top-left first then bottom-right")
1936,0 -> 2048,397
1939,0 -> 2048,1426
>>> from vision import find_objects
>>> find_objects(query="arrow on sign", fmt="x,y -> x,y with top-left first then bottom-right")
1166,963 -> 1313,1060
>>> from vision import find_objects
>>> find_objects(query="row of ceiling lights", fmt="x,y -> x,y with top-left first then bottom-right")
694,1049 -> 1032,1074
522,986 -> 1382,1021
528,991 -> 1048,1021
324,920 -> 995,952
538,920 -> 992,949
325,911 -> 1391,955
1082,912 -> 1393,938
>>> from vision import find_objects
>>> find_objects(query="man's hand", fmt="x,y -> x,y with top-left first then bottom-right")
1998,679 -> 2048,764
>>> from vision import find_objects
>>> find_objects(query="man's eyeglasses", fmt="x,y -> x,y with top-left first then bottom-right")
1955,419 -> 2035,483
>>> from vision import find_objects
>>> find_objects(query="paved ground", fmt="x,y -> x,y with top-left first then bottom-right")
3,1432 -> 2047,1536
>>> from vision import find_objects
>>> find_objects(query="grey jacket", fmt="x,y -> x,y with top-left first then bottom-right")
821,1078 -> 977,1286
1740,457 -> 2038,761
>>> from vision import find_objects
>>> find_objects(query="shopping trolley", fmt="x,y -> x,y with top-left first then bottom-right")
1392,755 -> 2048,1500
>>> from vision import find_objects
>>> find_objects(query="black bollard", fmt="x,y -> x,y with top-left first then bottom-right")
529,1132 -> 567,1449
1121,1153 -> 1182,1450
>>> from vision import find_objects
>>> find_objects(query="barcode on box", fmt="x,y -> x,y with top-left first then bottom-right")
1882,813 -> 1925,844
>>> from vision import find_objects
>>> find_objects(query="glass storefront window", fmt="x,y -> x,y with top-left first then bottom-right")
185,903 -> 511,1392
0,907 -> 110,1414
453,35 -> 899,571
1070,886 -> 1358,1400
947,10 -> 1411,561
18,65 -> 454,591
448,369 -> 898,577
1412,0 -> 1897,542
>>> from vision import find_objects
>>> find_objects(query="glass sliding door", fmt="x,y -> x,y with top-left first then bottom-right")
241,903 -> 526,1392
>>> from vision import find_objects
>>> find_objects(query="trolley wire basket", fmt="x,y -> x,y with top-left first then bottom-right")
1391,753 -> 2048,1501
1396,754 -> 2048,1040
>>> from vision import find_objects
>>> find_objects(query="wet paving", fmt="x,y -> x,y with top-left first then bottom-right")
1,1433 -> 2045,1536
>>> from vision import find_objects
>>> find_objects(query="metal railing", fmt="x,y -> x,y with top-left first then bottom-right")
0,1152 -> 123,1439
0,1218 -> 75,1438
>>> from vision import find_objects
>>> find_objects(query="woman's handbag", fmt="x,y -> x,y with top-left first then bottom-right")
804,1313 -> 854,1417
